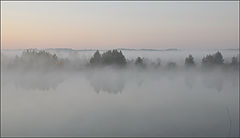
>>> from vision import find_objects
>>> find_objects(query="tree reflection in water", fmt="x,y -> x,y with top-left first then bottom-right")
13,72 -> 64,91
89,78 -> 125,94
86,68 -> 126,94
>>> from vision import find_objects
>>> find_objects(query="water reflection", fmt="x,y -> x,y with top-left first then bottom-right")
86,69 -> 126,94
5,69 -> 237,94
201,72 -> 224,92
184,70 -> 197,89
2,69 -> 239,137
12,72 -> 64,91
89,78 -> 125,94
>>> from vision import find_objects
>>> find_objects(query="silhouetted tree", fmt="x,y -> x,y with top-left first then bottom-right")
213,51 -> 224,65
90,50 -> 101,65
90,49 -> 126,66
102,49 -> 126,66
135,57 -> 143,65
202,54 -> 214,65
202,51 -> 224,66
13,49 -> 61,70
135,57 -> 147,68
230,56 -> 239,70
22,49 -> 59,64
185,54 -> 195,66
231,56 -> 238,65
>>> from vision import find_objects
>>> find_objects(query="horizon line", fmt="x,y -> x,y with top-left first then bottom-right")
1,47 -> 239,51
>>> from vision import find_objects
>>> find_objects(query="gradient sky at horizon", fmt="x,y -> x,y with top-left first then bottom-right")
1,1 -> 239,50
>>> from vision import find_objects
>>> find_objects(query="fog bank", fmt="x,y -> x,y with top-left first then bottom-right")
1,49 -> 239,137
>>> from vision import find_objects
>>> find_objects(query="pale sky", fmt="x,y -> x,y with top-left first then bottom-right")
1,1 -> 239,50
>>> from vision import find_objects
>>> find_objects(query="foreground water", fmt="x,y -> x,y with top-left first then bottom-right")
1,67 -> 239,137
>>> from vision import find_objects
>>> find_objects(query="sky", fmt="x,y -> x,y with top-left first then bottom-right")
1,1 -> 239,50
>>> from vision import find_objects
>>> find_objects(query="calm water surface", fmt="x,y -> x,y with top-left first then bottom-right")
2,68 -> 239,137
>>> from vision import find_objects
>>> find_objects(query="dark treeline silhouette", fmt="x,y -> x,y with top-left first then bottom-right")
8,49 -> 63,71
230,56 -> 239,69
202,51 -> 224,66
88,50 -> 239,70
89,50 -> 238,68
167,62 -> 177,70
90,49 -> 126,66
89,50 -> 101,65
200,51 -> 239,70
135,57 -> 146,68
3,49 -> 239,71
185,54 -> 195,67
135,57 -> 144,65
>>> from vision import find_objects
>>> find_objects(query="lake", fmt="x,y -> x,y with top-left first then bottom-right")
1,49 -> 239,137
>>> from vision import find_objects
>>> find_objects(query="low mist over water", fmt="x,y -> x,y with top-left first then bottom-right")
1,49 -> 239,137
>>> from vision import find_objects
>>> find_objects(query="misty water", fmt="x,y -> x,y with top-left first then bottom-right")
1,49 -> 239,137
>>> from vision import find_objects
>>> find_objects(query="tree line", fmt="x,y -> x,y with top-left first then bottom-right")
6,49 -> 62,70
90,50 -> 126,66
90,49 -> 239,69
4,49 -> 239,70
